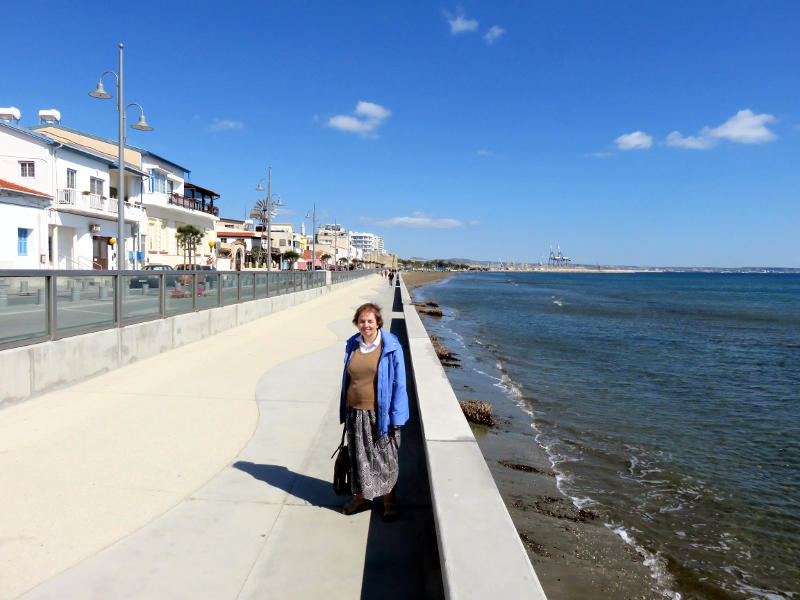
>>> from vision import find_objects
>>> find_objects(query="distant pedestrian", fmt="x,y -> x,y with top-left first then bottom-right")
339,303 -> 409,521
388,271 -> 394,286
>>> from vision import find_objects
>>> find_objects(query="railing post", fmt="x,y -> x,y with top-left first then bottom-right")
216,274 -> 222,307
114,272 -> 121,326
266,271 -> 270,297
48,274 -> 57,339
192,273 -> 198,311
159,273 -> 166,318
237,273 -> 242,302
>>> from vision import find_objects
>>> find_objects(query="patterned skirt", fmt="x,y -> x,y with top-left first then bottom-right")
345,407 -> 401,500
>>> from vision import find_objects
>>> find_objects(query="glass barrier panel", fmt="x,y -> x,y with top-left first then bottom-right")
221,273 -> 238,305
0,276 -> 48,343
165,274 -> 193,313
197,273 -> 219,309
55,275 -> 115,332
255,273 -> 267,298
240,273 -> 254,301
281,272 -> 290,295
122,274 -> 160,320
268,272 -> 279,297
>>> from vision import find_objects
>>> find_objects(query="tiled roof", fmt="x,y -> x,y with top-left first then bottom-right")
0,178 -> 51,199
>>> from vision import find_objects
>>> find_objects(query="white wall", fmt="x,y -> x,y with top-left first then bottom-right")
0,126 -> 52,196
0,200 -> 47,269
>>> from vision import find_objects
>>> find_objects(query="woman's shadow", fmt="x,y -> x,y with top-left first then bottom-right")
233,461 -> 344,512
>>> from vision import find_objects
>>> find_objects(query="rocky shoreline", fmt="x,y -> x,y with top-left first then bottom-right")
402,270 -> 663,600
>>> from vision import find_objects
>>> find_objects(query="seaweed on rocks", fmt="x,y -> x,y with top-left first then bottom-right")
412,300 -> 439,307
519,533 -> 551,557
499,460 -> 556,477
459,400 -> 494,426
429,334 -> 460,366
418,307 -> 443,317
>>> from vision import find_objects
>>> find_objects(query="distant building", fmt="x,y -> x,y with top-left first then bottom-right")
350,231 -> 384,255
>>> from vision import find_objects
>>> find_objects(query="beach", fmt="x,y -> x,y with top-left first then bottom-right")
404,271 -> 663,600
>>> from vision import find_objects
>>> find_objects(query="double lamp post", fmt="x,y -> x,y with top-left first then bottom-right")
89,43 -> 153,271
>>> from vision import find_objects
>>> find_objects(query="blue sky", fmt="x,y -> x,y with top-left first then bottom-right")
4,1 -> 799,267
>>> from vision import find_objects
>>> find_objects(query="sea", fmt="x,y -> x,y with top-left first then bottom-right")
413,272 -> 799,600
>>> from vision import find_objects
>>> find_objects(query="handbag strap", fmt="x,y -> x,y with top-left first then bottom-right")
331,423 -> 347,459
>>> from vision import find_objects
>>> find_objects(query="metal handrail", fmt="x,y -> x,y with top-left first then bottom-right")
0,268 -> 373,351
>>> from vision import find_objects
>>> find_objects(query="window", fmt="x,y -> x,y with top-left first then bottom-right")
90,177 -> 104,195
66,169 -> 76,189
150,170 -> 166,194
20,162 -> 34,178
167,179 -> 174,195
148,219 -> 157,250
18,228 -> 30,256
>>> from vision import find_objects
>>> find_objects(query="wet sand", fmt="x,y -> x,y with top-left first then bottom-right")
401,270 -> 453,291
407,275 -> 663,600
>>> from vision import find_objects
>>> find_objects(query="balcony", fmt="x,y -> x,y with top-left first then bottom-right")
55,189 -> 144,220
167,192 -> 219,216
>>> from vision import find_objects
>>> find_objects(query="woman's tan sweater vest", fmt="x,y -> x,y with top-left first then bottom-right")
346,346 -> 381,410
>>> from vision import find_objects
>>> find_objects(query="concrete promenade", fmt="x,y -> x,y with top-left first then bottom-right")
0,274 -> 442,599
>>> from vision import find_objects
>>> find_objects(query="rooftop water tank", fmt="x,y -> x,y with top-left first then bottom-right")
0,107 -> 21,123
39,109 -> 61,124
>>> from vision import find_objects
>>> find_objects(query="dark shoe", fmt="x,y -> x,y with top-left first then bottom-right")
382,503 -> 398,522
342,497 -> 367,515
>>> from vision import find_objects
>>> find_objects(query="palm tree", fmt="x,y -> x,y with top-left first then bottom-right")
321,253 -> 331,269
251,247 -> 265,268
283,250 -> 300,270
176,225 -> 203,268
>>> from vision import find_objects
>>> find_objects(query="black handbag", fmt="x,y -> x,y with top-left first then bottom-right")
331,424 -> 352,496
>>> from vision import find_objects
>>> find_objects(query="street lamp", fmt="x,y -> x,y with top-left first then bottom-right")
305,202 -> 317,272
253,166 -> 283,272
89,43 -> 153,271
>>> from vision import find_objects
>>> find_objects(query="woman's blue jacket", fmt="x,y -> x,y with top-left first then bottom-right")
340,328 -> 409,437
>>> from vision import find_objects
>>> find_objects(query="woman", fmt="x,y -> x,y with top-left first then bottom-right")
340,302 -> 409,521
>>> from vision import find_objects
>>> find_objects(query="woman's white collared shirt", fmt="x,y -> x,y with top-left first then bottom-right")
358,329 -> 382,354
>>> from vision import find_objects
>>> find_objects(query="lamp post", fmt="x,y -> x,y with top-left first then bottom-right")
305,202 -> 316,272
89,43 -> 153,271
255,166 -> 283,272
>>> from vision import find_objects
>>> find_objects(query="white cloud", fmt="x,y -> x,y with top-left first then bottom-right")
476,149 -> 493,156
375,212 -> 469,229
326,101 -> 391,138
586,151 -> 615,158
445,11 -> 478,34
666,109 -> 777,150
207,119 -> 244,132
614,130 -> 653,150
355,101 -> 390,120
665,130 -> 715,150
709,109 -> 777,144
484,25 -> 505,44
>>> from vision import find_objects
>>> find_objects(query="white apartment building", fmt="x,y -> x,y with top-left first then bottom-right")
31,123 -> 218,268
1,119 -> 148,269
350,231 -> 384,255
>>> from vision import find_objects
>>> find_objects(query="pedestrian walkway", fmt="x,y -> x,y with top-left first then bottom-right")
0,275 -> 442,600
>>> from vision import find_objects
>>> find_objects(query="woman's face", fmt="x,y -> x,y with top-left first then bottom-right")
357,310 -> 379,343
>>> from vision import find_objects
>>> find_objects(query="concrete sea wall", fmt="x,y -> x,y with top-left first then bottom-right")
399,279 -> 548,599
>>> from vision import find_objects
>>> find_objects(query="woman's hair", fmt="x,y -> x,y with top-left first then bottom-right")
352,302 -> 383,329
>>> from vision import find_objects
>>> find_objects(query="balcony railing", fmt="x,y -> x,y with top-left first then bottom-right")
57,188 -> 76,205
168,193 -> 219,216
0,269 -> 371,350
55,189 -> 142,215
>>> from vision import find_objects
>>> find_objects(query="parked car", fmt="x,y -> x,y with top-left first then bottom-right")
129,264 -> 174,288
174,264 -> 215,284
